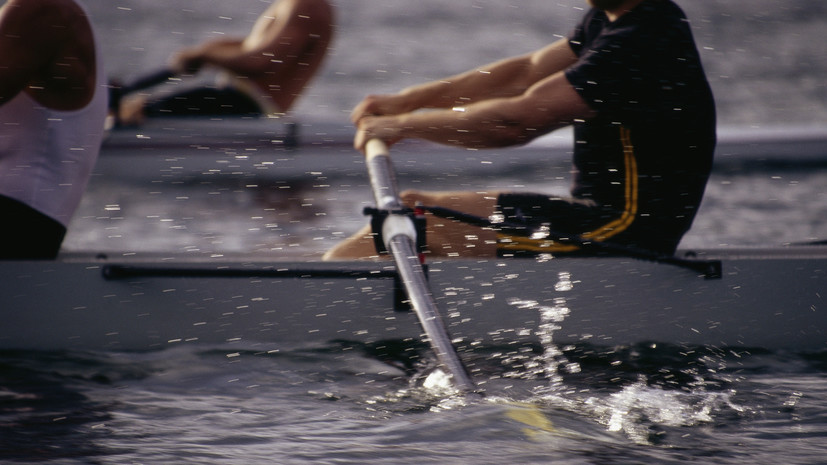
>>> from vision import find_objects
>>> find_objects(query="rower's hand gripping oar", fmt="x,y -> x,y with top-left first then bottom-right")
118,68 -> 178,95
108,68 -> 177,127
364,139 -> 478,395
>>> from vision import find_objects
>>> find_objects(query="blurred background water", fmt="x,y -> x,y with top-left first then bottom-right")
4,1 -> 827,464
87,0 -> 827,128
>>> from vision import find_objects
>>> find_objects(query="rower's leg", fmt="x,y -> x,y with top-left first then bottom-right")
322,223 -> 381,260
402,190 -> 499,258
322,189 -> 499,260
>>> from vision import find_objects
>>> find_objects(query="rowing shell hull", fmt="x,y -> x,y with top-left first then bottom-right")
1,248 -> 825,353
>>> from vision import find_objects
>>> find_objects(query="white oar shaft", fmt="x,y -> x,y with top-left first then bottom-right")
364,139 -> 476,393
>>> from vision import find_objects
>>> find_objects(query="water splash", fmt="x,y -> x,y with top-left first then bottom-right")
504,271 -> 580,391
499,270 -> 749,445
582,377 -> 744,445
361,366 -> 469,416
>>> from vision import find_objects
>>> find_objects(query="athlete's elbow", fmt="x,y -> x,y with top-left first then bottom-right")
484,104 -> 566,147
482,119 -> 551,147
482,126 -> 532,147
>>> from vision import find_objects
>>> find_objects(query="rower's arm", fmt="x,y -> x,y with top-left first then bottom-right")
171,0 -> 331,76
354,67 -> 595,151
351,38 -> 579,121
169,39 -> 246,74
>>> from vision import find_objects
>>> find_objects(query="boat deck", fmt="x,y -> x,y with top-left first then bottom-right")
3,245 -> 825,353
4,122 -> 825,354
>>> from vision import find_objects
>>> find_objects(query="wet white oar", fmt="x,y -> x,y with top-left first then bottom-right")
364,139 -> 477,394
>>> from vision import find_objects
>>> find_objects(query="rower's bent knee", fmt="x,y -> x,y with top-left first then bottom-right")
323,225 -> 383,261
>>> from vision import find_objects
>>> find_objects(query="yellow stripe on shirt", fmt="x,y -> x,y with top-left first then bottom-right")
497,126 -> 639,253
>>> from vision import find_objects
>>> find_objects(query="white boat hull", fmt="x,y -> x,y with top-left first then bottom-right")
2,248 -> 825,353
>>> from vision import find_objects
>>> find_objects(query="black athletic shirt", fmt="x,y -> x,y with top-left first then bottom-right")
562,0 -> 716,253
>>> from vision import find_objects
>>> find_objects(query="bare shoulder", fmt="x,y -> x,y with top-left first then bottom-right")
0,0 -> 96,110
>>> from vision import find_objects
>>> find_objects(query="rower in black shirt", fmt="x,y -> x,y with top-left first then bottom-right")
499,1 -> 716,256
325,0 -> 715,260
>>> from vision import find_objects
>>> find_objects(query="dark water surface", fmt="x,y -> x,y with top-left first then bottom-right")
3,344 -> 827,464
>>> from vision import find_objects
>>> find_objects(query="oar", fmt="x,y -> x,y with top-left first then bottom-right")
364,139 -> 478,394
113,67 -> 177,97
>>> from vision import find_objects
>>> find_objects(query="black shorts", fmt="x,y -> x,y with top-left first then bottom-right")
495,192 -> 679,256
0,195 -> 66,260
144,87 -> 263,117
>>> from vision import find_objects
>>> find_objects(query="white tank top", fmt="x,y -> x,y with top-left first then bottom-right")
0,7 -> 107,227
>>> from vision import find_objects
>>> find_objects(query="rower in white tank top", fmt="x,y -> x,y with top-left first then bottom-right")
0,0 -> 107,258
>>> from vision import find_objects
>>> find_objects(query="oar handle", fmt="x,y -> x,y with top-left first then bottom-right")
119,68 -> 178,96
365,139 -> 401,209
364,139 -> 419,252
365,138 -> 388,161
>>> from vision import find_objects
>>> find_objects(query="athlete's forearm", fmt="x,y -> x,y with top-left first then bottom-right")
173,38 -> 283,76
356,96 -> 551,152
396,98 -> 549,148
355,70 -> 592,152
350,54 -> 540,124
